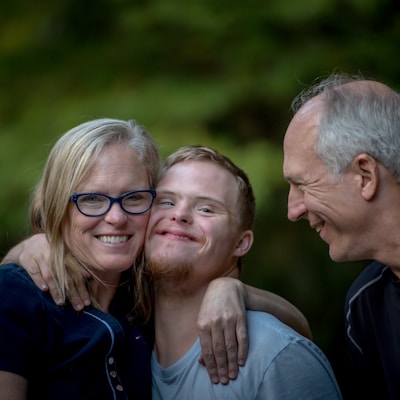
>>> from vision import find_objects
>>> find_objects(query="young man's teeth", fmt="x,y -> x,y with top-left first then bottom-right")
98,236 -> 128,244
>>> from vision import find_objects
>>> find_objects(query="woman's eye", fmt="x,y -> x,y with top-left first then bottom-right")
82,195 -> 104,203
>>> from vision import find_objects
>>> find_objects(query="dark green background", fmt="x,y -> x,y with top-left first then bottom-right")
1,0 -> 398,390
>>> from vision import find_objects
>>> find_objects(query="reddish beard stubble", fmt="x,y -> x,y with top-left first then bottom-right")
147,257 -> 193,297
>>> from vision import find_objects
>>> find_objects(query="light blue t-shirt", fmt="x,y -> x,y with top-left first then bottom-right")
152,311 -> 342,400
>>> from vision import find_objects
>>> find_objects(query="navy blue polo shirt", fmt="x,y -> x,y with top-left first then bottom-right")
0,264 -> 151,400
345,261 -> 400,400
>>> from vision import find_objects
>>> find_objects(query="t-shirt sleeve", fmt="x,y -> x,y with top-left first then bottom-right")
259,340 -> 343,399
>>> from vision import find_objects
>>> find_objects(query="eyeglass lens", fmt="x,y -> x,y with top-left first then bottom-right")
76,192 -> 153,215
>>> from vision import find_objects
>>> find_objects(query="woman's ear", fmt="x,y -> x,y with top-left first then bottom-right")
234,230 -> 254,257
352,153 -> 379,201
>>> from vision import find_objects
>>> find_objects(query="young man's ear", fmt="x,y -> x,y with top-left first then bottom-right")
352,153 -> 379,201
234,230 -> 254,257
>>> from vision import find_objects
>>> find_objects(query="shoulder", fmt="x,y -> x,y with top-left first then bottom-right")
0,263 -> 50,311
0,265 -> 55,359
345,260 -> 400,328
246,310 -> 302,337
245,311 -> 322,355
0,263 -> 36,288
244,312 -> 340,397
344,261 -> 400,357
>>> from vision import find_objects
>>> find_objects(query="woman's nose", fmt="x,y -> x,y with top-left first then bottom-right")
104,202 -> 128,224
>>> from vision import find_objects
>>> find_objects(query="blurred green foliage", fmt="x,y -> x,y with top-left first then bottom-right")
1,0 -> 398,385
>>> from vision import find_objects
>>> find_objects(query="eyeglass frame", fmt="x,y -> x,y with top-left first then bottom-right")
70,189 -> 156,217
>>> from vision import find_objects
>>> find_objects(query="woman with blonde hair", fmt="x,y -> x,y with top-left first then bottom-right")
0,118 -> 159,399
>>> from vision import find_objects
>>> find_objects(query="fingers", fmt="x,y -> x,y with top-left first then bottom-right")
213,316 -> 247,381
198,328 -> 220,384
18,234 -> 64,305
220,328 -> 239,382
67,274 -> 91,311
8,233 -> 92,311
199,323 -> 232,384
26,259 -> 64,305
24,261 -> 50,292
197,277 -> 249,384
234,316 -> 248,367
41,265 -> 64,306
198,317 -> 248,384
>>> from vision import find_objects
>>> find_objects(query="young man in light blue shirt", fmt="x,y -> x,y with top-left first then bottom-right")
146,145 -> 342,400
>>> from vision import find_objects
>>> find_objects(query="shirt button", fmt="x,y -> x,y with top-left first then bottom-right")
110,371 -> 117,378
108,357 -> 115,364
116,385 -> 124,391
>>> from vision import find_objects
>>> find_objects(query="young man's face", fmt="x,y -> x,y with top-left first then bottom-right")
145,160 -> 253,290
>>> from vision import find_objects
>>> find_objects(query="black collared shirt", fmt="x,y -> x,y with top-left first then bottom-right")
345,261 -> 400,400
0,264 -> 151,400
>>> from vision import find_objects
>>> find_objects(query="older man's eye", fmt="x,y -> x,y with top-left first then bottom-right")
298,184 -> 307,193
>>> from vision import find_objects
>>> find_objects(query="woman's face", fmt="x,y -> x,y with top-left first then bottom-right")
63,143 -> 151,281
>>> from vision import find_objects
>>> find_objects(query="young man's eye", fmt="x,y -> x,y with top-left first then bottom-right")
199,207 -> 212,213
156,199 -> 174,206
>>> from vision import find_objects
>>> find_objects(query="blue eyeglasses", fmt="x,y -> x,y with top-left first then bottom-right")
70,189 -> 156,217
